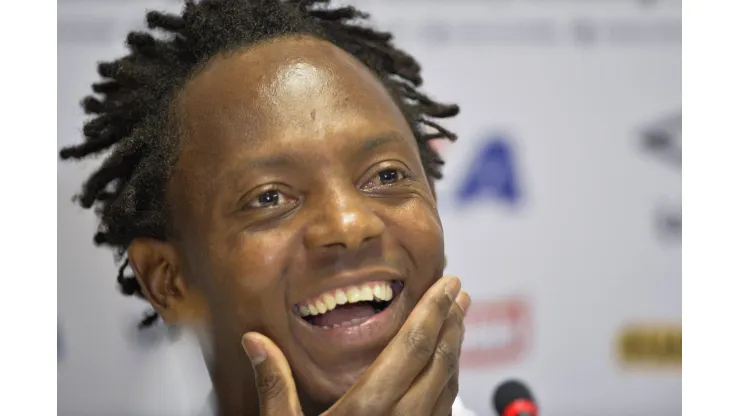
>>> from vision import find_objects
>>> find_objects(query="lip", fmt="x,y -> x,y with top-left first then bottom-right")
290,267 -> 405,307
289,278 -> 408,353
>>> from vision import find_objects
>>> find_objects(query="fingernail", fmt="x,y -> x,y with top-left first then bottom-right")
241,333 -> 266,366
444,277 -> 461,302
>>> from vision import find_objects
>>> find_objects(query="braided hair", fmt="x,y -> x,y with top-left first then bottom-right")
60,0 -> 459,327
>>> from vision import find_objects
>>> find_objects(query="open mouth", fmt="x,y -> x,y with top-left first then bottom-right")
293,280 -> 404,329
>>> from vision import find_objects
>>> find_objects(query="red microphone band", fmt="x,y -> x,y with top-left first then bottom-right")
502,398 -> 538,416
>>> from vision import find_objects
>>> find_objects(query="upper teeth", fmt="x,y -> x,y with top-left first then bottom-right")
298,281 -> 394,317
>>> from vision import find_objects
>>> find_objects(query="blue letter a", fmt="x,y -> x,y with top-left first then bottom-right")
458,139 -> 520,204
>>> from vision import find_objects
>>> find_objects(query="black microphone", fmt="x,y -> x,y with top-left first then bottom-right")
492,380 -> 538,416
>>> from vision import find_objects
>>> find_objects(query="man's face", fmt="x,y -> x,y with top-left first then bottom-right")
168,36 -> 445,405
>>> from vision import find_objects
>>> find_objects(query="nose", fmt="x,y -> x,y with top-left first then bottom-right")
304,188 -> 385,251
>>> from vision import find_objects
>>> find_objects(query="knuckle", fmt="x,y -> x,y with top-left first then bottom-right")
405,328 -> 436,361
435,339 -> 459,374
434,291 -> 453,316
256,371 -> 286,401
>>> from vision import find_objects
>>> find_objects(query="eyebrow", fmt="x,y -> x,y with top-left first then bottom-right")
249,131 -> 407,169
360,131 -> 406,153
249,153 -> 303,170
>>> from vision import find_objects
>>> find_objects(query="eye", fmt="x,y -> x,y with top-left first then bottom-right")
245,189 -> 291,209
365,168 -> 409,188
378,169 -> 402,184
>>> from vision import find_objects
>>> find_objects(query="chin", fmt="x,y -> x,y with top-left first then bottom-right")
297,364 -> 371,409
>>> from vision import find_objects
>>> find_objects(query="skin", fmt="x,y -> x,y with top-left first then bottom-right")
128,35 -> 467,416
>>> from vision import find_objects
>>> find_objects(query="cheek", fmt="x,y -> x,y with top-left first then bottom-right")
206,231 -> 297,332
386,197 -> 445,276
405,189 -> 444,246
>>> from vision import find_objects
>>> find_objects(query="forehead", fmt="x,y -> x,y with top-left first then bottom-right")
168,35 -> 416,223
175,35 -> 411,161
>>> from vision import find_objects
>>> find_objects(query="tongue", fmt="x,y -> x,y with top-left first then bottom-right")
311,302 -> 376,327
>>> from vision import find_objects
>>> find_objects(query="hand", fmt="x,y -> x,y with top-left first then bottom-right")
241,276 -> 471,416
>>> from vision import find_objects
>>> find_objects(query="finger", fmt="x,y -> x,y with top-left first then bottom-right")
456,291 -> 471,317
242,332 -> 301,416
329,276 -> 461,415
431,372 -> 460,416
431,292 -> 470,416
393,294 -> 467,415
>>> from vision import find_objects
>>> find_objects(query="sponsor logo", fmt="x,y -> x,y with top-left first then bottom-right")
616,323 -> 681,368
655,201 -> 681,241
457,137 -> 521,206
571,19 -> 681,46
641,111 -> 681,241
642,112 -> 681,169
460,297 -> 531,368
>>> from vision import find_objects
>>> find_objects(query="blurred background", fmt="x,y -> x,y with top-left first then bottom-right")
57,0 -> 681,415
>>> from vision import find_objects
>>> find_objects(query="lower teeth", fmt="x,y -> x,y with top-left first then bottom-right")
321,317 -> 368,329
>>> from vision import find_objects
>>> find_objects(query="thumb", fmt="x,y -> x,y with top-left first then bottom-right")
242,332 -> 302,416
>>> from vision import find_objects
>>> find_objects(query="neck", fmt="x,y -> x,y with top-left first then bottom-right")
206,340 -> 260,416
203,336 -> 332,416
210,372 -> 332,416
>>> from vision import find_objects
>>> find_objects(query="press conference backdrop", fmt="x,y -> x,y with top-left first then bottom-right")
57,1 -> 682,415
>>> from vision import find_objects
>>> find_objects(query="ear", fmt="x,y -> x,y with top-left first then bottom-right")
127,238 -> 209,327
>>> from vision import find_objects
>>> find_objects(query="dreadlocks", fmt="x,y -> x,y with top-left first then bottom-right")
60,0 -> 459,327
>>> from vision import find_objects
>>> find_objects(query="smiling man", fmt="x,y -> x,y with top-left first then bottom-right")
60,1 -> 473,415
